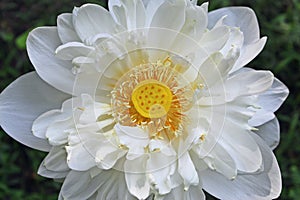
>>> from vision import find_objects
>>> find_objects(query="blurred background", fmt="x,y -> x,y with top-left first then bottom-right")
0,0 -> 299,199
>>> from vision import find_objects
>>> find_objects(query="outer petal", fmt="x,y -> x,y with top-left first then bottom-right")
203,143 -> 237,180
249,77 -> 288,127
95,170 -> 136,200
27,27 -> 75,94
208,7 -> 260,44
199,26 -> 230,53
198,97 -> 262,173
61,169 -> 103,200
57,13 -> 81,43
72,4 -> 117,42
191,48 -> 239,90
38,146 -> 70,178
201,133 -> 281,200
146,0 -> 186,58
257,78 -> 289,113
144,0 -> 165,27
255,117 -> 280,150
61,169 -> 136,200
0,72 -> 70,151
109,0 -> 146,30
179,2 -> 207,40
162,184 -> 205,200
231,37 -> 267,72
38,165 -> 69,179
208,7 -> 267,71
199,69 -> 274,105
223,69 -> 274,101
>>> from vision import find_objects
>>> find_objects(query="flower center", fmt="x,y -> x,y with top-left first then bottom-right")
111,58 -> 194,141
131,79 -> 172,118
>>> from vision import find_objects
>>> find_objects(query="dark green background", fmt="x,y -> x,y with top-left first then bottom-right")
0,0 -> 299,199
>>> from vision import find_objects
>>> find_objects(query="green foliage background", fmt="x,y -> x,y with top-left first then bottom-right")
0,0 -> 299,199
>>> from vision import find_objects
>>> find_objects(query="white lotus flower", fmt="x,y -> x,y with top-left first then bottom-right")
0,1 -> 289,200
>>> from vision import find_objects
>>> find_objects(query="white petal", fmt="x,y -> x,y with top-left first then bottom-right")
148,139 -> 176,157
115,124 -> 149,160
219,122 -> 262,173
79,94 -> 112,124
124,155 -> 150,199
249,108 -> 275,127
73,4 -> 116,42
73,66 -> 103,98
93,132 -> 127,170
205,143 -> 237,179
95,170 -> 136,200
61,169 -> 103,200
27,27 -> 75,94
38,145 -> 70,179
201,97 -> 262,172
0,72 -> 69,151
144,0 -> 165,27
32,97 -> 76,139
201,133 -> 281,200
162,184 -> 205,200
196,48 -> 239,89
150,0 -> 186,30
230,69 -> 273,96
38,164 -> 69,179
178,150 -> 199,190
257,77 -> 289,113
208,7 -> 268,71
109,0 -> 146,30
208,7 -> 260,44
96,146 -> 126,170
66,130 -> 103,170
255,117 -> 280,150
199,25 -> 230,53
55,42 -> 95,60
180,3 -> 207,40
215,69 -> 274,102
147,152 -> 176,194
146,0 -> 186,56
231,37 -> 267,72
32,109 -> 66,139
46,117 -> 74,146
43,146 -> 69,171
57,13 -> 81,43
66,143 -> 96,171
220,27 -> 244,56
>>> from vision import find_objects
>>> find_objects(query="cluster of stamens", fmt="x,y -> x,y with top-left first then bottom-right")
111,60 -> 193,141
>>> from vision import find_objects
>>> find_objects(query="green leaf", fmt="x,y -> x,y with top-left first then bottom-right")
15,30 -> 30,50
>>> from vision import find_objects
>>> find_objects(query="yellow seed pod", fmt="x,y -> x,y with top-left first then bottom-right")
131,79 -> 173,118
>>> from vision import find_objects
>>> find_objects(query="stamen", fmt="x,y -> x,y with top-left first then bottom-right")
111,61 -> 194,141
